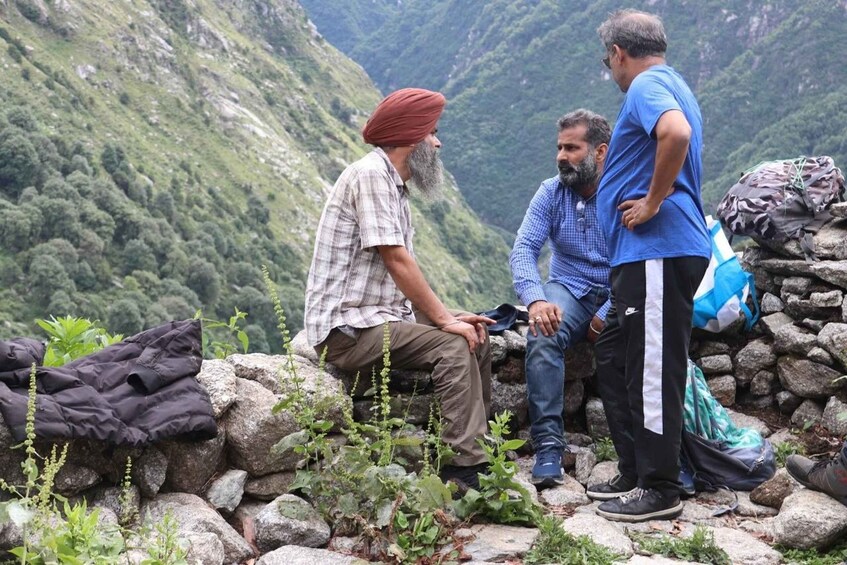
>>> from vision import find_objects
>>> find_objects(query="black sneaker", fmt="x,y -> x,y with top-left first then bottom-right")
586,473 -> 637,501
439,463 -> 487,494
531,442 -> 565,489
596,487 -> 684,522
786,452 -> 847,506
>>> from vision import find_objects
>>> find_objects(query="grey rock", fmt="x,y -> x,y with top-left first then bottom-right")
776,390 -> 803,414
760,292 -> 784,314
256,546 -> 367,565
195,359 -> 238,418
772,490 -> 847,549
495,356 -> 525,384
162,426 -> 226,494
807,346 -> 834,366
224,378 -> 301,476
772,324 -> 817,356
734,339 -> 777,384
464,524 -> 538,562
501,330 -> 527,354
253,494 -> 331,553
54,462 -> 101,496
712,526 -> 782,565
830,254 -> 847,284
781,276 -> 813,296
750,370 -> 776,396
290,330 -> 318,363
586,461 -> 619,489
490,380 -> 529,429
784,294 -> 841,321
734,492 -> 779,518
726,409 -> 771,437
141,492 -> 254,563
800,317 -> 827,332
353,392 -> 435,425
489,335 -> 508,365
810,289 -> 843,308
585,397 -> 610,440
184,532 -> 225,565
696,340 -> 730,357
562,513 -> 633,558
539,473 -> 590,506
574,449 -> 597,484
777,356 -> 842,399
818,322 -> 847,370
790,399 -> 823,429
386,369 -> 432,394
564,431 -> 594,447
71,484 -> 140,527
565,341 -> 595,380
757,312 -> 794,338
205,469 -> 248,515
135,445 -> 168,498
821,396 -> 847,436
563,377 -> 584,416
707,376 -> 736,406
698,354 -> 733,375
830,202 -> 847,219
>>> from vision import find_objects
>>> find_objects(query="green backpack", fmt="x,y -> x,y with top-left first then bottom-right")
681,361 -> 776,492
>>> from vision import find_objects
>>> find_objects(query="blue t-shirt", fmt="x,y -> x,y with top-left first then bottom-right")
597,65 -> 710,267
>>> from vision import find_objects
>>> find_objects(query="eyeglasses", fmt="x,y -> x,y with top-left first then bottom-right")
602,54 -> 611,69
576,199 -> 586,233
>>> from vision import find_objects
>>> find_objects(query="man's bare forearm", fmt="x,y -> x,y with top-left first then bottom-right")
377,245 -> 454,327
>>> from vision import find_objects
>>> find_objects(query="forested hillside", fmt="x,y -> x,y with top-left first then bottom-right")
0,0 -> 514,350
301,0 -> 847,232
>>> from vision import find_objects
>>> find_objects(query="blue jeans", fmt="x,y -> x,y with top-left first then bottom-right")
526,282 -> 608,448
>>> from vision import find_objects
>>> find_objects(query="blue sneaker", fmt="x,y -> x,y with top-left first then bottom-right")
679,460 -> 696,498
532,442 -> 565,489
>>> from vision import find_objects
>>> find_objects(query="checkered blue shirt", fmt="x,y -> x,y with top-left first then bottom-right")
510,176 -> 612,320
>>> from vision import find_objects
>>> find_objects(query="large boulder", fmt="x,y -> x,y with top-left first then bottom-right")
194,359 -> 238,418
772,490 -> 847,549
777,356 -> 843,399
253,494 -> 331,553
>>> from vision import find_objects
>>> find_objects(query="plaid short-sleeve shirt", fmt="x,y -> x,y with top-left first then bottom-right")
305,148 -> 416,346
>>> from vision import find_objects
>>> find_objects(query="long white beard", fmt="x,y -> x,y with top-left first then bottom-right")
407,142 -> 444,200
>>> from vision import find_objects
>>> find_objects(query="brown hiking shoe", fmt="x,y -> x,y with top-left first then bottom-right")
786,452 -> 847,506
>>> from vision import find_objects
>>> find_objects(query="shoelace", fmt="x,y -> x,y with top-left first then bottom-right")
536,447 -> 562,468
619,487 -> 646,504
810,457 -> 838,474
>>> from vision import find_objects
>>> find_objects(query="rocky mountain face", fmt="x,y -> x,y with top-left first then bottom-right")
0,0 -> 514,347
302,0 -> 847,232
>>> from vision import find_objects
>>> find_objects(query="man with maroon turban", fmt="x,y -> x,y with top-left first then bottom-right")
305,88 -> 493,491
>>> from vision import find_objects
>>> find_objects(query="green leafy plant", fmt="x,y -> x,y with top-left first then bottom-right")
0,366 -> 187,565
779,539 -> 847,565
195,308 -> 249,359
631,526 -> 730,565
775,440 -> 805,467
594,437 -> 618,462
36,316 -> 123,366
454,411 -> 541,525
524,515 -> 622,564
140,510 -> 189,565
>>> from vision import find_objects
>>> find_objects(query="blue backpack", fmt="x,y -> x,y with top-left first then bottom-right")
681,361 -> 776,492
693,217 -> 759,332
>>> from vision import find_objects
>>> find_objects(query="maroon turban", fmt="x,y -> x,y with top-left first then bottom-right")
362,88 -> 446,146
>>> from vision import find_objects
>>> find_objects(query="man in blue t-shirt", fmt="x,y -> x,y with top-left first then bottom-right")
586,9 -> 710,522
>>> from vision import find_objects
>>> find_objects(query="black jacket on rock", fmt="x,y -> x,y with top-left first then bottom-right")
0,320 -> 217,446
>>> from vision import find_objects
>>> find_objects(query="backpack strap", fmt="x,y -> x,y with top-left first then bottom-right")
739,273 -> 760,331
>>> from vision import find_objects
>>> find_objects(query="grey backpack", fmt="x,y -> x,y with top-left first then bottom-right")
716,156 -> 845,261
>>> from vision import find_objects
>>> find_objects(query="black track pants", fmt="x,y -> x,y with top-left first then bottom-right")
595,256 -> 708,494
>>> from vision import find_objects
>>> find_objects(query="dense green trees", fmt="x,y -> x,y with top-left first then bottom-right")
0,108 -> 300,353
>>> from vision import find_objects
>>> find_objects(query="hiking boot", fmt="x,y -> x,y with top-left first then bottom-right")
596,487 -> 684,522
531,442 -> 565,489
586,473 -> 637,501
786,452 -> 847,506
439,463 -> 487,495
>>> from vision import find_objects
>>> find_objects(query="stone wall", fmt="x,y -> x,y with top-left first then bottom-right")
2,212 -> 847,562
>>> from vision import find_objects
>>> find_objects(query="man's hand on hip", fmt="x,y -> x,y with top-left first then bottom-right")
528,300 -> 562,337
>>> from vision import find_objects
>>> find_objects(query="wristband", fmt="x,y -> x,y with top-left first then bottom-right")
440,320 -> 462,329
589,324 -> 603,335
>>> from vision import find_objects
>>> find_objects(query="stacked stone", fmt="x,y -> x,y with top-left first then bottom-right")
690,206 -> 847,435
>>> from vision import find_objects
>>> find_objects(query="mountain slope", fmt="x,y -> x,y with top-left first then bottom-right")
0,0 -> 514,349
302,0 -> 847,231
